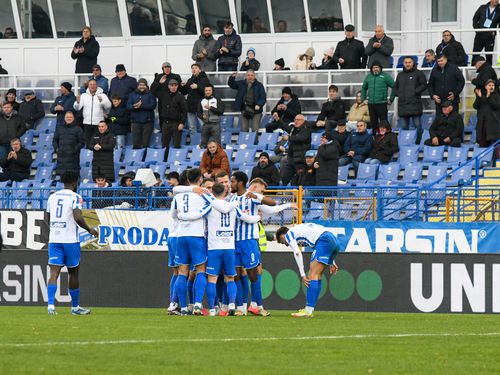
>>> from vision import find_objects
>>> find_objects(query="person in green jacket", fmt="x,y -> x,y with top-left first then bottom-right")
361,61 -> 395,132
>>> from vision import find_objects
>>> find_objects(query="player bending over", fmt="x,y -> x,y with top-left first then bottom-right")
45,171 -> 98,315
276,223 -> 339,318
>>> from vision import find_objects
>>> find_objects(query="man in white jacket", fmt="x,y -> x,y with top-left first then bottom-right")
74,79 -> 111,148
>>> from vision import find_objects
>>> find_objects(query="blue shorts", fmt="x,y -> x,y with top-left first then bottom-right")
206,250 -> 236,277
311,232 -> 339,266
235,239 -> 260,269
167,237 -> 177,268
175,236 -> 207,267
48,242 -> 81,268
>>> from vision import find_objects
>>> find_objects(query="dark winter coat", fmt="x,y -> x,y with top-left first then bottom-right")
333,37 -> 366,69
365,34 -> 394,68
316,98 -> 347,122
251,162 -> 281,186
53,121 -> 84,175
315,58 -> 338,70
393,66 -> 428,117
288,125 -> 311,165
473,3 -> 500,40
19,98 -> 45,128
6,99 -> 19,112
368,131 -> 399,163
293,164 -> 316,186
71,35 -> 100,74
315,141 -> 340,186
0,146 -> 32,178
91,129 -> 116,182
178,72 -> 211,113
331,130 -> 349,156
109,75 -> 138,102
150,72 -> 182,95
92,183 -> 114,208
214,30 -> 242,69
154,90 -> 187,123
127,90 -> 157,124
192,34 -> 217,72
428,62 -> 465,105
344,131 -> 373,157
107,102 -> 130,136
228,76 -> 266,113
471,62 -> 498,89
271,95 -> 302,125
436,36 -> 467,66
240,58 -> 261,71
473,91 -> 500,142
0,112 -> 26,145
50,92 -> 76,127
429,111 -> 464,141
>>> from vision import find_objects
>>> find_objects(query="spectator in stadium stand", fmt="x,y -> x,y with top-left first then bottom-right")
271,131 -> 291,184
473,0 -> 500,66
315,84 -> 347,137
393,56 -> 428,144
311,48 -> 338,70
228,70 -> 266,132
250,152 -> 280,186
74,79 -> 112,148
200,140 -> 230,178
0,58 -> 7,75
166,171 -> 180,187
108,64 -> 137,104
92,175 -> 113,209
91,121 -> 116,182
331,120 -> 349,157
119,171 -> 137,206
428,54 -> 465,114
79,64 -> 109,95
347,91 -> 370,131
214,21 -> 242,72
179,63 -> 210,138
339,120 -> 374,172
422,49 -> 437,68
314,132 -> 340,186
273,58 -> 290,71
292,150 -> 316,186
471,56 -> 498,91
365,25 -> 394,68
127,78 -> 157,149
266,87 -> 302,133
240,47 -> 261,71
333,24 -> 367,69
106,95 -> 130,149
154,172 -> 163,186
151,62 -> 182,96
192,25 -> 217,72
4,89 -> 19,112
292,47 -> 316,70
361,61 -> 395,132
71,26 -> 100,74
0,138 -> 32,181
286,114 -> 312,183
18,90 -> 45,130
53,111 -> 85,176
198,84 -> 224,148
0,102 -> 25,159
473,79 -> 500,147
435,30 -> 467,67
153,79 -> 187,161
364,120 -> 399,165
50,82 -> 76,128
425,101 -> 464,147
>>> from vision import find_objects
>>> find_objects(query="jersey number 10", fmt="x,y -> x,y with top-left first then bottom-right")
220,213 -> 231,228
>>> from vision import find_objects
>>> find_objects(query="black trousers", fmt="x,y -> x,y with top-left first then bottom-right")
368,103 -> 388,131
424,137 -> 462,147
0,171 -> 29,182
84,124 -> 97,149
473,35 -> 495,66
161,120 -> 182,161
131,122 -> 153,149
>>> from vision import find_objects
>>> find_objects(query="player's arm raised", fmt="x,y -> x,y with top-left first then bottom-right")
246,191 -> 276,206
235,207 -> 261,224
172,185 -> 210,196
73,208 -> 98,237
177,203 -> 211,220
206,196 -> 239,213
259,202 -> 296,215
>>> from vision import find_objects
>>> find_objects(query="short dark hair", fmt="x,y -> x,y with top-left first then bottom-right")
61,171 -> 80,185
276,226 -> 289,242
201,177 -> 214,186
212,182 -> 225,196
249,177 -> 268,188
205,83 -> 214,91
436,54 -> 446,60
111,95 -> 122,101
95,174 -> 106,180
191,63 -> 201,69
425,49 -> 435,55
232,171 -> 248,186
2,101 -> 13,107
179,170 -> 189,186
153,172 -> 160,179
215,170 -> 229,180
187,168 -> 202,184
202,24 -> 212,30
328,84 -> 338,92
166,172 -> 180,181
224,21 -> 234,28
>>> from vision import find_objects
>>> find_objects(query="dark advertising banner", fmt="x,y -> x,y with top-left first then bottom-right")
1,251 -> 499,313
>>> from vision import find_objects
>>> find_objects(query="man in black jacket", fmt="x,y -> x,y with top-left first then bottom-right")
331,120 -> 349,157
473,0 -> 500,65
179,63 -> 210,137
214,22 -> 242,72
53,111 -> 85,176
70,26 -> 100,74
428,54 -> 465,114
150,62 -> 182,96
265,87 -> 302,133
287,114 -> 312,182
435,31 -> 467,66
0,102 -> 26,159
19,91 -> 45,129
333,24 -> 366,69
91,121 -> 116,182
314,132 -> 340,186
250,152 -> 280,186
364,121 -> 399,164
0,138 -> 32,181
315,85 -> 347,136
424,101 -> 464,147
471,56 -> 498,91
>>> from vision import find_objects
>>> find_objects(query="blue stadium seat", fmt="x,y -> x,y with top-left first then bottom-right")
31,181 -> 53,209
220,115 -> 235,131
187,132 -> 201,147
305,115 -> 317,122
420,130 -> 430,148
402,163 -> 423,183
167,148 -> 189,165
425,164 -> 448,184
257,133 -> 279,150
465,113 -> 477,132
311,133 -> 322,149
224,147 -> 235,160
150,163 -> 168,177
472,147 -> 494,166
449,164 -> 473,185
121,148 -> 145,166
80,149 -> 93,167
35,117 -> 56,135
34,166 -> 54,181
468,129 -> 477,144
338,165 -> 350,181
304,202 -> 324,221
238,165 -> 253,178
113,149 -> 122,164
32,149 -> 54,167
221,132 -> 232,146
423,145 -> 445,164
446,146 -> 468,165
260,115 -> 272,128
421,114 -> 434,130
33,133 -> 54,151
233,148 -> 257,167
398,129 -> 417,146
149,132 -> 163,148
355,163 -> 379,181
20,130 -> 35,148
189,148 -> 205,165
169,164 -> 187,174
80,167 -> 93,180
378,163 -> 401,181
237,132 -> 257,146
144,148 -> 166,166
398,145 -> 419,165
396,55 -> 418,68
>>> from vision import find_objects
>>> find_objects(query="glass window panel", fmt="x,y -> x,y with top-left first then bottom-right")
197,0 -> 230,34
271,0 -> 306,33
361,1 -> 376,32
52,0 -> 85,38
307,0 -> 343,32
386,0 -> 401,30
432,0 -> 457,22
17,0 -> 53,38
161,0 -> 196,35
236,0 -> 271,34
87,0 -> 122,37
127,0 -> 162,36
0,1 -> 17,38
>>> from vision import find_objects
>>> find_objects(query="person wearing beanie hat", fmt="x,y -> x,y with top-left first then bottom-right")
473,77 -> 500,147
241,47 -> 261,71
312,47 -> 338,70
314,129 -> 341,186
50,82 -> 77,127
333,24 -> 367,69
71,26 -> 100,74
273,57 -> 290,71
364,120 -> 399,165
331,119 -> 349,157
293,47 -> 316,70
425,102 -> 464,148
19,89 -> 45,130
79,64 -> 109,95
266,86 -> 302,133
108,64 -> 137,103
5,88 -> 19,112
250,151 -> 281,186
471,54 -> 497,90
127,77 -> 157,149
365,25 -> 394,68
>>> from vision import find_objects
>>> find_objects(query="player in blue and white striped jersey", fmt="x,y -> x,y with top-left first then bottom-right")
276,223 -> 339,318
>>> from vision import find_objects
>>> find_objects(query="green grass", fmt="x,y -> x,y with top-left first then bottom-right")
1,307 -> 500,374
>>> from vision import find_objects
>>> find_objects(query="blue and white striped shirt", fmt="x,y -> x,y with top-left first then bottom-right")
231,193 -> 262,242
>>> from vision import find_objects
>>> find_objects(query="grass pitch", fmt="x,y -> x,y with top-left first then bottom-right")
1,307 -> 499,374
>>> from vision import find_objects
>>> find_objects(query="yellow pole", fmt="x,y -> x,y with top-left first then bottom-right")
298,186 -> 303,224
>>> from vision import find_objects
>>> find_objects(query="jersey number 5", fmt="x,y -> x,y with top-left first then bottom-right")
55,198 -> 64,218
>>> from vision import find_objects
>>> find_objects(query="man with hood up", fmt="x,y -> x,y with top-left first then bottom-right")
192,25 -> 217,72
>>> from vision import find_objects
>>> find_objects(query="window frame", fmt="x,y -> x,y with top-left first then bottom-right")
431,0 -> 458,23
